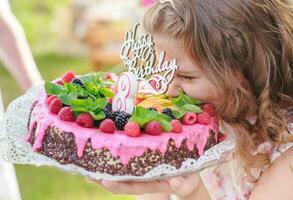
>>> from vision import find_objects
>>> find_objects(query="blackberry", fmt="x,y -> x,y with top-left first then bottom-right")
94,120 -> 102,128
102,103 -> 113,119
104,103 -> 112,112
109,111 -> 120,121
72,78 -> 84,87
161,108 -> 176,119
147,107 -> 157,111
114,111 -> 131,130
103,109 -> 112,119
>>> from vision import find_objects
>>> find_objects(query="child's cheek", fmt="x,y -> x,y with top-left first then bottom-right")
182,83 -> 217,103
181,84 -> 202,100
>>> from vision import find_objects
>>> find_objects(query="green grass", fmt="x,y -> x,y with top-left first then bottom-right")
0,53 -> 134,200
15,165 -> 134,200
10,0 -> 70,50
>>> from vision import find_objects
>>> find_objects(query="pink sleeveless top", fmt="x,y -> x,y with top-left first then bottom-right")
199,107 -> 293,200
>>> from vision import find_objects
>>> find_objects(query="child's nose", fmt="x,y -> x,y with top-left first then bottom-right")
166,80 -> 182,97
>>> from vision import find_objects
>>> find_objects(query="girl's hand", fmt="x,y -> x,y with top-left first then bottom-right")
87,173 -> 201,197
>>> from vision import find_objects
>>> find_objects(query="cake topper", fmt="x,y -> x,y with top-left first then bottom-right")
113,23 -> 178,114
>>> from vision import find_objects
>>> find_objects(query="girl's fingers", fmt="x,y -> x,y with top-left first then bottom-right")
101,179 -> 173,195
168,173 -> 201,197
85,173 -> 201,196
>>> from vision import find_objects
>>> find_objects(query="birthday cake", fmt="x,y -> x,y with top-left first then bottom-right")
25,71 -> 223,176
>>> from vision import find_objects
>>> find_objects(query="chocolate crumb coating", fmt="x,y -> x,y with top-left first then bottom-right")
28,126 -> 217,176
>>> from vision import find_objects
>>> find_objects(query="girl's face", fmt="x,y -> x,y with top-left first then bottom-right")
153,35 -> 218,104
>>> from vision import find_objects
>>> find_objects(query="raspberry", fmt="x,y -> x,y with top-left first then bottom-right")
49,98 -> 63,114
197,112 -> 211,125
203,104 -> 216,116
46,95 -> 57,106
58,107 -> 74,121
182,112 -> 197,125
56,80 -> 64,85
62,71 -> 75,83
100,119 -> 116,133
114,111 -> 131,130
161,108 -> 175,119
147,107 -> 157,111
72,78 -> 84,87
124,121 -> 141,137
76,113 -> 94,128
145,121 -> 162,135
171,120 -> 183,133
104,72 -> 116,80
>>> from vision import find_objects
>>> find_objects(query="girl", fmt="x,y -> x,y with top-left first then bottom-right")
91,0 -> 293,199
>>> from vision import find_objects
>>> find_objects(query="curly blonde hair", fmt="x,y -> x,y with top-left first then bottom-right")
144,0 -> 293,179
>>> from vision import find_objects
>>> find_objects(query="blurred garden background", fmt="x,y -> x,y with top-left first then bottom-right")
0,0 -> 154,199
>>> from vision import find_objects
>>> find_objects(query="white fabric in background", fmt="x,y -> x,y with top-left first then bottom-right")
0,0 -> 10,12
0,90 -> 21,200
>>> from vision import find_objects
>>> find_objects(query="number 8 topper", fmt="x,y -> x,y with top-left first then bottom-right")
112,72 -> 138,114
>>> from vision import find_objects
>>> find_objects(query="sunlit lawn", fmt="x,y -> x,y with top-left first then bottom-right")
0,53 -> 134,200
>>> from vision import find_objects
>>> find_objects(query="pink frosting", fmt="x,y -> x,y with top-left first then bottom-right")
26,90 -> 219,165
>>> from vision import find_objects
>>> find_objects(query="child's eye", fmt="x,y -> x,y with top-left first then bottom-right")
178,75 -> 194,80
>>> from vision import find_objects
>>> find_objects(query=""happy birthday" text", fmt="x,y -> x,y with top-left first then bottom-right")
120,24 -> 178,83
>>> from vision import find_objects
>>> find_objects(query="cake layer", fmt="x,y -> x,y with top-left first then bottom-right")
28,125 -> 217,176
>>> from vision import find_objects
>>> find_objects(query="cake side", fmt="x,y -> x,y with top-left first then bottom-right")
28,125 -> 217,176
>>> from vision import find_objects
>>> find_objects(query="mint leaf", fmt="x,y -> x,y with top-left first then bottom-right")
75,87 -> 87,98
100,87 -> 115,98
80,74 -> 94,84
71,99 -> 89,112
172,93 -> 201,108
94,98 -> 108,109
129,107 -> 158,127
84,82 -> 100,96
172,105 -> 202,119
158,113 -> 172,121
71,99 -> 88,107
63,83 -> 75,94
45,82 -> 65,95
58,93 -> 77,105
89,110 -> 106,120
155,117 -> 172,132
172,110 -> 186,119
129,107 -> 172,131
182,104 -> 202,113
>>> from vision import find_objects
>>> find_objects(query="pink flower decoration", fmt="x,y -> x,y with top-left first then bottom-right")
141,0 -> 155,7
